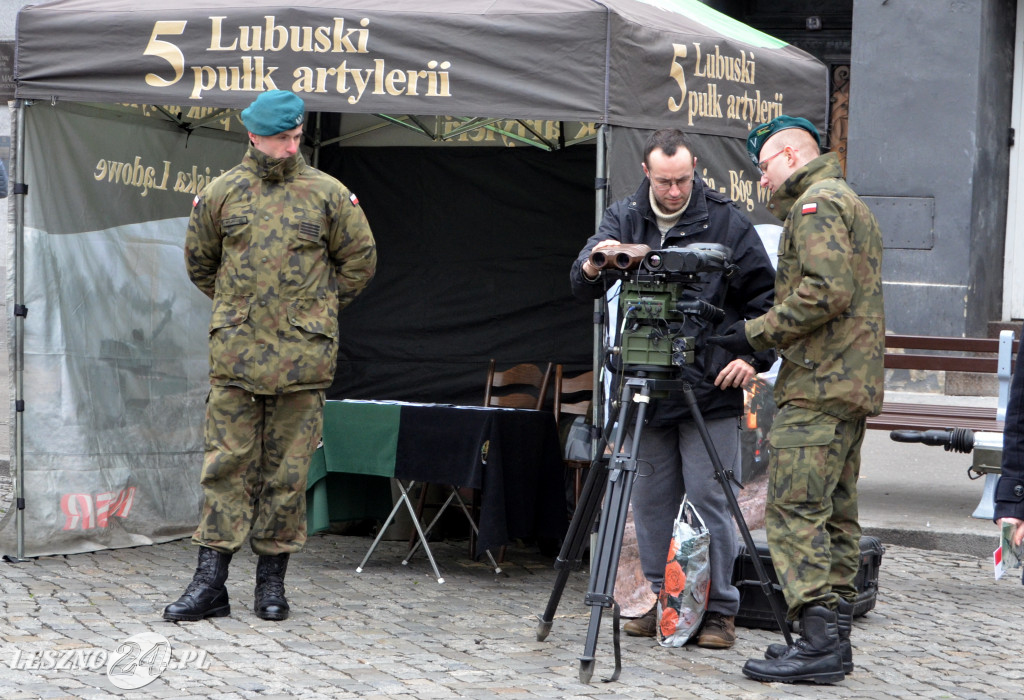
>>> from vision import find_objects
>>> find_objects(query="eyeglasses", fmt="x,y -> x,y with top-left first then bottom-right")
757,148 -> 789,175
650,176 -> 692,192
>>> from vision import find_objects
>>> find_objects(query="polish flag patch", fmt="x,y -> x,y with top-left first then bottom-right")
192,194 -> 201,208
349,192 -> 360,206
801,202 -> 817,215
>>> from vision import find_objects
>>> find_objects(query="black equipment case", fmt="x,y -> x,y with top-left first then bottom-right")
730,534 -> 884,630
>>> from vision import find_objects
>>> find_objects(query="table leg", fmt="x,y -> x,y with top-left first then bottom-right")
356,480 -> 445,584
404,486 -> 502,574
971,472 -> 999,520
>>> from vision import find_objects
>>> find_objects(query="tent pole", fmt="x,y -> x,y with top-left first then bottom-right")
9,100 -> 28,561
311,111 -> 322,169
591,125 -> 609,437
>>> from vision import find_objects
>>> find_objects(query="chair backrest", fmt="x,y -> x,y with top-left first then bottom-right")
553,365 -> 594,428
484,359 -> 553,411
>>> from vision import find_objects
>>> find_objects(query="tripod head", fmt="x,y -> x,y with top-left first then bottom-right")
601,243 -> 734,377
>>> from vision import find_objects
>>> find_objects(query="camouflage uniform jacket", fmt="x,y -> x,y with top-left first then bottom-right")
185,146 -> 377,394
745,152 -> 884,420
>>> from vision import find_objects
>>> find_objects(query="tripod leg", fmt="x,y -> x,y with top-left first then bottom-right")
680,384 -> 794,646
580,467 -> 633,683
579,380 -> 650,683
536,445 -> 609,641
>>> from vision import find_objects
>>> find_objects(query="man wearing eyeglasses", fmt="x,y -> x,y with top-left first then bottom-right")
570,128 -> 777,649
708,115 -> 884,685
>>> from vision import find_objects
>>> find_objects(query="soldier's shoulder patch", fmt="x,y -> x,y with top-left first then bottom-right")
349,192 -> 360,207
192,194 -> 201,208
801,202 -> 817,215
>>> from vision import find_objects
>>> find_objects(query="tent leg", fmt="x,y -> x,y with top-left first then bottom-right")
311,111 -> 322,169
591,125 -> 609,430
8,100 -> 29,562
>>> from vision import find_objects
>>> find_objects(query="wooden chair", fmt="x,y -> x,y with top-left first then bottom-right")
484,359 -> 553,410
553,365 -> 595,510
410,359 -> 554,564
469,360 -> 554,559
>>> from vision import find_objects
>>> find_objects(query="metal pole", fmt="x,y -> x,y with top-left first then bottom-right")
591,125 -> 609,433
311,111 -> 322,169
11,100 -> 28,561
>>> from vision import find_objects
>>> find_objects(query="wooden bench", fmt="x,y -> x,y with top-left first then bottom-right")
866,331 -> 1017,433
868,330 -> 1017,519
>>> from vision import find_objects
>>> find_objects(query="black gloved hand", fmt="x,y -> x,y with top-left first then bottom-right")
707,319 -> 754,355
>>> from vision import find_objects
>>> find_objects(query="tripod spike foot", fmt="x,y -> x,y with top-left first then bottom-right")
536,617 -> 553,642
579,659 -> 595,684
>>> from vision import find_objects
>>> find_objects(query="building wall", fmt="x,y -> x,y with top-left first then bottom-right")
974,2 -> 1020,328
847,0 -> 1017,336
707,0 -> 1018,335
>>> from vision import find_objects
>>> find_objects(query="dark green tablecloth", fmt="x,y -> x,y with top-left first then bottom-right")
306,401 -> 400,533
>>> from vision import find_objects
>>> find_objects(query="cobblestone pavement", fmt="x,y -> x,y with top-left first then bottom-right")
0,531 -> 1020,699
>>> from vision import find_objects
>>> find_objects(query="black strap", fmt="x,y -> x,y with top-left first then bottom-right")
602,601 -> 623,683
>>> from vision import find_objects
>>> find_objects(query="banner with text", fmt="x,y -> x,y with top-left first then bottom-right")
0,102 -> 245,556
15,0 -> 827,138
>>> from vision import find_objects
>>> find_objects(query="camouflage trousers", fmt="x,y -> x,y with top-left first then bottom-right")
764,404 -> 866,620
193,385 -> 325,556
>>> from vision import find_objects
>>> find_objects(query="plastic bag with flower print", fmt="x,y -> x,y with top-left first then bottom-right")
657,496 -> 710,647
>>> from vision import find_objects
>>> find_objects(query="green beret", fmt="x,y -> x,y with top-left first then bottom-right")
746,115 -> 820,165
241,90 -> 306,136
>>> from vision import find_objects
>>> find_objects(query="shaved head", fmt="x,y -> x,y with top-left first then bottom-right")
757,128 -> 824,194
762,129 -> 821,169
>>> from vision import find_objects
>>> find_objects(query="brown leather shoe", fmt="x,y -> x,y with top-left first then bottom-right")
697,612 -> 736,649
623,603 -> 658,638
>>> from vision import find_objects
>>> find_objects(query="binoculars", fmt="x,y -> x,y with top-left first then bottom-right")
588,244 -> 651,271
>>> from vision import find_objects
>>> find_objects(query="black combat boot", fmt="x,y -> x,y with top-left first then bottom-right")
254,553 -> 290,620
742,605 -> 845,684
835,598 -> 854,672
163,547 -> 233,621
763,598 -> 854,673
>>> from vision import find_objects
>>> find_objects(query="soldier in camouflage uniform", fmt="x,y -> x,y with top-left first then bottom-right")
709,116 -> 884,684
164,90 -> 377,623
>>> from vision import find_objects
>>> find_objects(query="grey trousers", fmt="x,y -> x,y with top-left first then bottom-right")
630,415 -> 742,617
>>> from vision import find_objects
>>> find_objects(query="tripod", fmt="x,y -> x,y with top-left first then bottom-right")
536,372 -> 793,683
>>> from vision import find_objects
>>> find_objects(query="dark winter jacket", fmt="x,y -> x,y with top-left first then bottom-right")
569,175 -> 776,425
995,320 -> 1024,521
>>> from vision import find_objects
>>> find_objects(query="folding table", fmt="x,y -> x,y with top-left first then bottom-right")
306,399 -> 567,582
